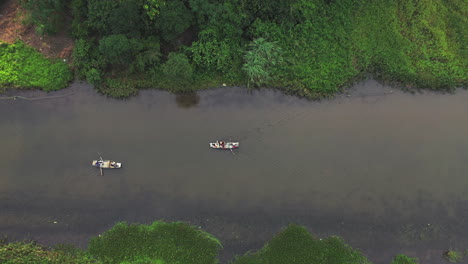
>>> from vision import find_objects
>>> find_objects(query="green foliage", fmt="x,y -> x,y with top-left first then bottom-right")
0,41 -> 71,92
0,242 -> 102,264
190,28 -> 240,74
99,35 -> 143,66
350,0 -> 466,90
0,223 -> 441,264
231,224 -> 370,264
144,0 -> 165,21
131,37 -> 162,73
243,38 -> 283,88
445,250 -> 464,263
67,0 -> 466,97
70,0 -> 89,39
155,0 -> 194,42
86,0 -> 117,34
19,0 -> 66,34
391,254 -> 419,264
98,78 -> 139,98
240,0 -> 298,24
86,68 -> 102,85
88,221 -> 222,264
161,52 -> 194,86
72,38 -> 93,78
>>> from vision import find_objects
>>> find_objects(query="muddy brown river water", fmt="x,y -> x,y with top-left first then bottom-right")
0,80 -> 467,263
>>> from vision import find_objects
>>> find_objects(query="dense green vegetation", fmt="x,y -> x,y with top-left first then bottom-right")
18,0 -> 67,35
0,221 -> 423,264
88,221 -> 222,264
230,224 -> 371,264
444,249 -> 467,263
0,41 -> 72,93
17,0 -> 467,98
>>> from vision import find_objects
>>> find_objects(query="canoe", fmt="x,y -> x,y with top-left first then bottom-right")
92,160 -> 122,169
209,141 -> 239,150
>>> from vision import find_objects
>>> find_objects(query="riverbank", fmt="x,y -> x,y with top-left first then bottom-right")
1,221 -> 427,264
3,0 -> 465,98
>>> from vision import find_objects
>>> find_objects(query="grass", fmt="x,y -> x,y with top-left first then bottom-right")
0,242 -> 101,264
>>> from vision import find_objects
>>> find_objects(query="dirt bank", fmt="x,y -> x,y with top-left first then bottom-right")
0,0 -> 73,59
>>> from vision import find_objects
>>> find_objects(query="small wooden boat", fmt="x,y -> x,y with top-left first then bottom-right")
209,140 -> 239,150
92,159 -> 122,168
92,154 -> 121,176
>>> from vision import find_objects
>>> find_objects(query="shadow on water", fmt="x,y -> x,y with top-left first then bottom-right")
175,92 -> 200,109
0,80 -> 467,264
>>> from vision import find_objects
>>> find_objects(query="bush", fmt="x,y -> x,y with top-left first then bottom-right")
242,38 -> 283,88
88,221 -> 222,264
98,78 -> 138,98
161,52 -> 194,86
391,254 -> 419,264
86,68 -> 102,85
99,35 -> 143,67
231,224 -> 370,264
0,41 -> 71,92
155,0 -> 194,42
190,28 -> 241,74
445,250 -> 464,263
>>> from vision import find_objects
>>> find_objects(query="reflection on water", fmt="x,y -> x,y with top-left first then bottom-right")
0,80 -> 467,263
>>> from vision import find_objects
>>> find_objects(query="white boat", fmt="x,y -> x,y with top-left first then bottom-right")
209,140 -> 239,150
92,159 -> 122,168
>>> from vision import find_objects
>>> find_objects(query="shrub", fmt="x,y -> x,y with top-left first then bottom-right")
161,52 -> 194,86
231,224 -> 370,264
0,41 -> 71,92
88,221 -> 222,264
391,254 -> 419,264
445,250 -> 464,263
86,68 -> 102,85
242,38 -> 283,88
98,78 -> 138,98
99,35 -> 143,67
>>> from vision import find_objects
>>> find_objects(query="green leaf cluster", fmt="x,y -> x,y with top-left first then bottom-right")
230,224 -> 370,264
88,221 -> 222,264
0,41 -> 71,92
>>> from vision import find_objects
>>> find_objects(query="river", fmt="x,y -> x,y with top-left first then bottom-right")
0,80 -> 467,263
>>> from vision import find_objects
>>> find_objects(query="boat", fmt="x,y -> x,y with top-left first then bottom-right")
92,154 -> 121,176
92,159 -> 122,168
92,154 -> 122,169
209,140 -> 239,150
